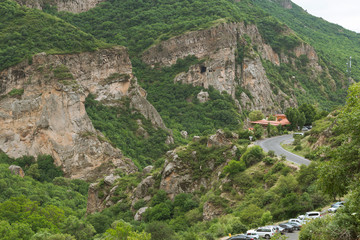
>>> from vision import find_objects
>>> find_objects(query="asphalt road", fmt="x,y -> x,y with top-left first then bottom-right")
256,134 -> 311,166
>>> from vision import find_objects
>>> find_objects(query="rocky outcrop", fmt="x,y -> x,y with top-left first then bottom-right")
14,0 -> 103,13
134,207 -> 148,221
203,201 -> 225,221
0,47 -> 167,180
131,176 -> 155,206
8,165 -> 25,178
207,129 -> 232,147
142,22 -> 299,113
197,90 -> 209,103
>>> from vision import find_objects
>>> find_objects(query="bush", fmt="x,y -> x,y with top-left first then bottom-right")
145,221 -> 176,240
294,145 -> 302,151
263,156 -> 275,165
241,146 -> 265,167
223,160 -> 246,175
267,150 -> 276,157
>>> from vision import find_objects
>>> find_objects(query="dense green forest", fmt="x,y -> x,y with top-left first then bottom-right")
0,0 -> 107,71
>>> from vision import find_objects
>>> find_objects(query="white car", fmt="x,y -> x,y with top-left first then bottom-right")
289,218 -> 304,224
328,204 -> 344,213
246,230 -> 260,239
255,227 -> 276,239
305,211 -> 321,219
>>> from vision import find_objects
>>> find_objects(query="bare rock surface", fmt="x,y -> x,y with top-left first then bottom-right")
8,165 -> 25,178
0,47 -> 167,180
14,0 -> 104,13
143,22 -> 331,113
134,207 -> 148,221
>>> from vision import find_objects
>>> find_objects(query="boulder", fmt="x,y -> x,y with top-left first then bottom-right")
8,165 -> 25,178
104,174 -> 120,185
134,207 -> 148,221
207,129 -> 231,147
180,130 -> 188,139
142,165 -> 154,175
197,90 -> 209,103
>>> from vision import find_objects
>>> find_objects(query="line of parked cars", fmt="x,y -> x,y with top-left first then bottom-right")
227,210 -> 324,239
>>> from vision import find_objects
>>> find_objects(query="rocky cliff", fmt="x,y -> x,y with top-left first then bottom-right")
14,0 -> 103,13
142,22 -> 330,113
0,47 -> 167,180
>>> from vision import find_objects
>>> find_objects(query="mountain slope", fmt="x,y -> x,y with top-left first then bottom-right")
254,0 -> 360,83
0,0 -> 106,71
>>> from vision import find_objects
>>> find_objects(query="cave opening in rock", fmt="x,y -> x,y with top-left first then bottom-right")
200,66 -> 207,73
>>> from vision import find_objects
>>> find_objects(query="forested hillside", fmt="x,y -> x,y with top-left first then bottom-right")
254,0 -> 360,97
0,0 -> 107,71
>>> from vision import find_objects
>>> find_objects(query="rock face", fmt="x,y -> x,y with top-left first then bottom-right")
8,165 -> 25,178
14,0 -> 103,13
0,47 -> 166,180
203,201 -> 225,221
134,207 -> 148,221
143,22 -> 328,113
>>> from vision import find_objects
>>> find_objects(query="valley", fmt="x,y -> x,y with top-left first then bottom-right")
0,0 -> 360,239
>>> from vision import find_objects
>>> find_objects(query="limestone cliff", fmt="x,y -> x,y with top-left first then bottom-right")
0,47 -> 167,180
14,0 -> 103,13
142,22 -> 328,113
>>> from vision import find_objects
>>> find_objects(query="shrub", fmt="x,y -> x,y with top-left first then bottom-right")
145,221 -> 176,240
241,146 -> 265,167
223,160 -> 246,175
294,145 -> 302,151
249,110 -> 264,121
263,156 -> 275,165
267,150 -> 276,157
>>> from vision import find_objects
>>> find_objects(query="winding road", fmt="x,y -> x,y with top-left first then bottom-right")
256,134 -> 311,166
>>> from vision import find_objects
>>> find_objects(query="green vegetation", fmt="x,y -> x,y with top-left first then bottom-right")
254,0 -> 359,109
0,0 -> 106,71
7,88 -> 24,97
85,94 -> 170,168
0,153 -> 91,239
133,56 -> 243,139
54,0 -> 260,56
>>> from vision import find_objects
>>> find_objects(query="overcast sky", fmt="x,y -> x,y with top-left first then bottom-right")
291,0 -> 360,33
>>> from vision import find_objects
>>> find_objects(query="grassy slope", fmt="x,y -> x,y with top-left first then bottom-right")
0,0 -> 107,71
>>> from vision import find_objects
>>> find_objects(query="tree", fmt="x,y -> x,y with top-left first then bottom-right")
249,110 -> 265,121
104,220 -> 151,240
240,145 -> 265,167
285,107 -> 300,130
298,103 -> 316,125
298,112 -> 306,130
254,124 -> 264,139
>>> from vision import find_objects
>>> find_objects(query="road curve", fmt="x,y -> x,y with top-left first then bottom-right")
255,134 -> 311,166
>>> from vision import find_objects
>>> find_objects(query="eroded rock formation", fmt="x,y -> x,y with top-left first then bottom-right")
0,47 -> 166,180
14,0 -> 103,13
142,22 -> 329,113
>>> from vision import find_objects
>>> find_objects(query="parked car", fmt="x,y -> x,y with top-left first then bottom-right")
271,225 -> 286,235
278,223 -> 294,233
331,201 -> 345,208
287,221 -> 302,230
302,127 -> 309,131
289,218 -> 304,224
305,211 -> 321,219
328,204 -> 344,213
227,234 -> 254,240
255,227 -> 276,239
246,230 -> 260,239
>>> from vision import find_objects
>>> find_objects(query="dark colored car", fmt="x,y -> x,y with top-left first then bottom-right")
227,234 -> 254,240
287,221 -> 302,230
278,223 -> 294,233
